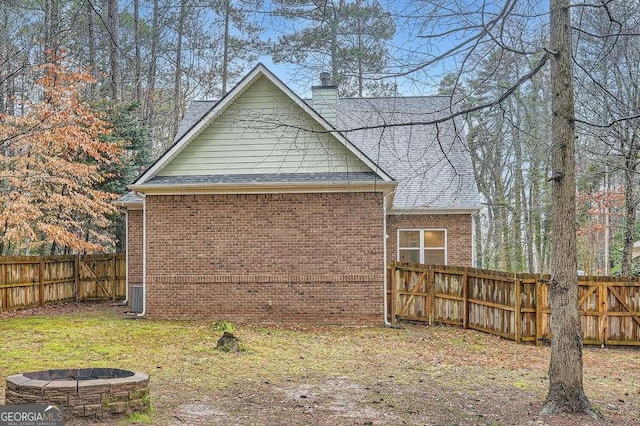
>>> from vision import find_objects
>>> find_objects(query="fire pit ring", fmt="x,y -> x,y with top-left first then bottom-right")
5,368 -> 149,418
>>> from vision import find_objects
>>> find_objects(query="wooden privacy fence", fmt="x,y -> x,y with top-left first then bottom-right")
0,253 -> 126,312
389,262 -> 640,346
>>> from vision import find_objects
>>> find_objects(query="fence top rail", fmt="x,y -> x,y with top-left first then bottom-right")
388,262 -> 640,284
0,253 -> 125,264
388,262 -> 544,280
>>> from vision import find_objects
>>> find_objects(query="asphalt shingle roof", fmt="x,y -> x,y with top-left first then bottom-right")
173,100 -> 217,144
128,93 -> 480,211
332,97 -> 480,210
113,192 -> 143,206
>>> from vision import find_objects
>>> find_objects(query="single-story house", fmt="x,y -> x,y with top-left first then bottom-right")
116,64 -> 480,324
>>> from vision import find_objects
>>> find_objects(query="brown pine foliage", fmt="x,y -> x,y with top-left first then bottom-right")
0,56 -> 123,254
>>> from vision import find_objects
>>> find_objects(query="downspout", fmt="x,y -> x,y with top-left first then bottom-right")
471,210 -> 479,268
121,210 -> 129,305
137,192 -> 147,317
383,190 -> 402,328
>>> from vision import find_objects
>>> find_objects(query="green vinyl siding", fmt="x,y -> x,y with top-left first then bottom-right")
158,76 -> 372,176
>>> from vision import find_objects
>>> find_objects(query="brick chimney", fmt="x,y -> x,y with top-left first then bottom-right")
311,72 -> 338,125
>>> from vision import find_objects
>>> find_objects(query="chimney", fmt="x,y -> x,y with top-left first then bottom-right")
311,72 -> 338,125
320,72 -> 331,86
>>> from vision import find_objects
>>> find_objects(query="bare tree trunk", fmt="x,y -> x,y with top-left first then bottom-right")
5,74 -> 14,116
493,174 -> 512,271
85,1 -> 96,97
107,0 -> 120,102
44,0 -> 60,56
44,0 -> 52,52
356,17 -> 363,97
172,0 -> 187,136
330,6 -> 338,84
144,0 -> 159,128
542,0 -> 595,415
0,5 -> 7,115
133,0 -> 142,105
621,138 -> 638,275
527,182 -> 540,273
222,0 -> 230,95
531,184 -> 543,272
520,173 -> 534,272
512,124 -> 525,272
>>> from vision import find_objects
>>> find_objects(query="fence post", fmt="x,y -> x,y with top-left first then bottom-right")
535,279 -> 543,346
2,262 -> 8,312
392,265 -> 400,324
428,269 -> 435,325
74,254 -> 80,302
462,272 -> 469,329
514,279 -> 521,344
38,257 -> 45,307
598,282 -> 606,346
112,254 -> 117,302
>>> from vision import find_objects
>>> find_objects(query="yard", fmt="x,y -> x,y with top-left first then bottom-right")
1,302 -> 638,425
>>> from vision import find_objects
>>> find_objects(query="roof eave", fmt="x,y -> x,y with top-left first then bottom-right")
129,180 -> 397,195
113,200 -> 144,209
389,206 -> 481,215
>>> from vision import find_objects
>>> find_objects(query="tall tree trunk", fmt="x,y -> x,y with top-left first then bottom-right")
621,135 -> 638,276
356,16 -> 363,97
172,0 -> 187,136
330,5 -> 338,84
512,122 -> 525,272
493,173 -> 511,271
222,0 -> 230,95
107,0 -> 120,102
5,74 -> 14,116
133,0 -> 142,105
525,182 -> 540,273
0,5 -> 7,115
145,0 -> 159,128
530,184 -> 542,272
44,0 -> 60,57
85,0 -> 96,97
542,0 -> 595,415
520,174 -> 534,272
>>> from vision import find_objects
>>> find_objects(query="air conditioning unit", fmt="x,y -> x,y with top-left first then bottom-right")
130,286 -> 143,313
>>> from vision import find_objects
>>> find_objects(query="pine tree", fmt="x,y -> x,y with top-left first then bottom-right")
99,101 -> 153,252
271,0 -> 395,96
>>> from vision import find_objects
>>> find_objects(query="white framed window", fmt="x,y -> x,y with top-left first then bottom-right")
397,229 -> 447,265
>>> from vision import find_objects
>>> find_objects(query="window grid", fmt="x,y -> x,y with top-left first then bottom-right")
397,229 -> 447,265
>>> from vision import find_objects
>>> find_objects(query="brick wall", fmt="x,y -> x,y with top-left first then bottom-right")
144,192 -> 385,324
386,213 -> 473,266
126,209 -> 143,302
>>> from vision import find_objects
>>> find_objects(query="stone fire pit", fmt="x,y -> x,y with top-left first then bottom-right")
5,368 -> 149,418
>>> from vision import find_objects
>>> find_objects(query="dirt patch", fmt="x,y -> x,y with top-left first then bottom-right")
161,376 -> 627,426
0,300 -> 126,319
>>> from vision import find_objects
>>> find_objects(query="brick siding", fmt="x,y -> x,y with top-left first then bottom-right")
126,209 -> 143,302
386,213 -> 473,266
143,192 -> 385,324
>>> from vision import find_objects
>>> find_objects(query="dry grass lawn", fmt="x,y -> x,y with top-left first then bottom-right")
0,302 -> 638,425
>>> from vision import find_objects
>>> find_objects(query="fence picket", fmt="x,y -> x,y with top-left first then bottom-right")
0,254 -> 125,311
390,263 -> 640,346
515,279 -> 521,343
